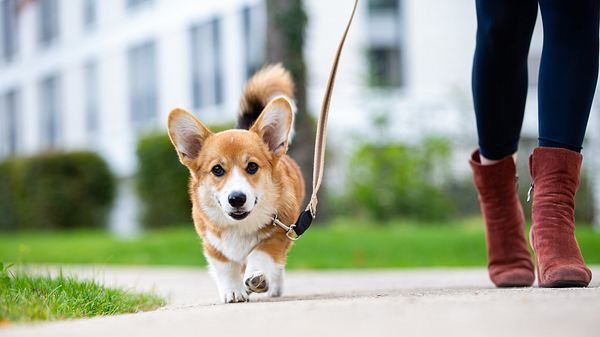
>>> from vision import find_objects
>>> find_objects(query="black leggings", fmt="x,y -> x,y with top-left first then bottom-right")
473,0 -> 600,160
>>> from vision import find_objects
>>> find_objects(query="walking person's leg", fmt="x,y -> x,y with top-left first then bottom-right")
470,0 -> 538,287
529,0 -> 600,287
472,0 -> 538,163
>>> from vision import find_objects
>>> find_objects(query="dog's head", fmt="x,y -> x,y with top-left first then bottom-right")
167,97 -> 293,231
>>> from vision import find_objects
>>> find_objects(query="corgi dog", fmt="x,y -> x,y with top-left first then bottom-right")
167,64 -> 305,303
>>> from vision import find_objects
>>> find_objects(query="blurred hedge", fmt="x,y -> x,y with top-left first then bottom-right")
0,151 -> 115,230
345,137 -> 455,221
135,133 -> 191,228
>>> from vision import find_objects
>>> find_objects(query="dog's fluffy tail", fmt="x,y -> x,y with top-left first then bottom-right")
237,64 -> 295,130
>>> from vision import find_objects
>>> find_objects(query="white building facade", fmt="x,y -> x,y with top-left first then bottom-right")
1,0 -> 599,229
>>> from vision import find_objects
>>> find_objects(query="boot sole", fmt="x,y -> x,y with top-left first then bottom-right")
540,280 -> 589,288
497,284 -> 532,288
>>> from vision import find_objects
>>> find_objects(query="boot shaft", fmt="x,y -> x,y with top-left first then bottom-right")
469,151 -> 520,199
529,147 -> 583,230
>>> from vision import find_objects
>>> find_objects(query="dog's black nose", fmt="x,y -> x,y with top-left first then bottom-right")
228,192 -> 247,208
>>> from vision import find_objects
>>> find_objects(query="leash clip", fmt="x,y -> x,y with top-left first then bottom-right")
272,215 -> 299,241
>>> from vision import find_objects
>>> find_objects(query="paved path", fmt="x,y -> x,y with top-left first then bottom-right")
2,266 -> 599,337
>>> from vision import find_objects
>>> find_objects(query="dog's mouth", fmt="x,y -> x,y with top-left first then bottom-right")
229,211 -> 250,220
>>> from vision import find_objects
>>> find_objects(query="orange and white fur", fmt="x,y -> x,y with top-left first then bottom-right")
167,65 -> 304,303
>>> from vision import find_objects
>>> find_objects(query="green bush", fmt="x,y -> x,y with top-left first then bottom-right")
346,137 -> 455,221
442,176 -> 481,218
135,133 -> 191,228
0,152 -> 115,230
0,161 -> 21,230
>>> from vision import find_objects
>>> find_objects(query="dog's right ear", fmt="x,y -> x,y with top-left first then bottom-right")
167,108 -> 212,165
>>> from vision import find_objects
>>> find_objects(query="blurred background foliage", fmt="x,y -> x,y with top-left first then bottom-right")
0,152 -> 115,231
135,133 -> 190,228
345,137 -> 454,221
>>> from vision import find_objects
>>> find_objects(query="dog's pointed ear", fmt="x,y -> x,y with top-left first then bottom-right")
250,96 -> 293,157
168,108 -> 212,165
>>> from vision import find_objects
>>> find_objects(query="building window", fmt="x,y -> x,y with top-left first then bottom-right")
368,48 -> 402,87
1,0 -> 18,62
84,60 -> 99,134
242,5 -> 265,79
38,0 -> 59,47
39,74 -> 61,148
190,17 -> 224,110
366,0 -> 403,87
128,40 -> 158,127
368,0 -> 399,11
127,0 -> 152,9
82,0 -> 96,30
1,88 -> 19,156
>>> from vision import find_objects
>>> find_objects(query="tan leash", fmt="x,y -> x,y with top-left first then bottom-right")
272,0 -> 359,240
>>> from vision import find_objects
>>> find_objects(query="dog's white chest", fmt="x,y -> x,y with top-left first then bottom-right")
205,230 -> 266,263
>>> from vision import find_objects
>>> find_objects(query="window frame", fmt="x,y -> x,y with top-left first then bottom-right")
126,0 -> 153,10
83,60 -> 99,135
1,0 -> 18,63
38,0 -> 60,48
82,0 -> 97,31
127,40 -> 159,129
241,4 -> 266,80
366,0 -> 404,88
189,17 -> 224,111
0,88 -> 19,156
39,73 -> 61,148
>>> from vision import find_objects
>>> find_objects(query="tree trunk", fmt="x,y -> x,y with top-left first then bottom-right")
266,0 -> 314,205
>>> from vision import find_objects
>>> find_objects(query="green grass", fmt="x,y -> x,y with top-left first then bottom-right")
0,263 -> 165,323
1,218 -> 599,269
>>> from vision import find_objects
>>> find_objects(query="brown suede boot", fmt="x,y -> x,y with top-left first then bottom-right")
529,147 -> 592,287
470,150 -> 535,287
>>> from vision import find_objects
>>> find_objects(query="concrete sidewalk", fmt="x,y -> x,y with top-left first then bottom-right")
2,266 -> 599,337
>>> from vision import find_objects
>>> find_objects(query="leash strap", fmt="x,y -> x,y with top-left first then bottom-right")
272,0 -> 359,240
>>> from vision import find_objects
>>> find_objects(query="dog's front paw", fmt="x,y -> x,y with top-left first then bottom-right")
220,286 -> 249,303
245,272 -> 269,293
267,284 -> 282,297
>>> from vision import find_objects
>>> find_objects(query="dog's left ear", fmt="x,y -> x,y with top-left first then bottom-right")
251,96 -> 293,157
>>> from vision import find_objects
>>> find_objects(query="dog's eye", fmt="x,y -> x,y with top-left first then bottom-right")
246,162 -> 259,175
211,165 -> 225,177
